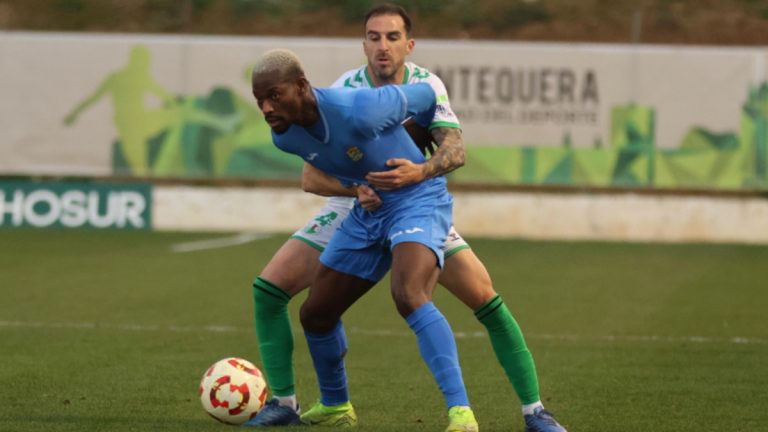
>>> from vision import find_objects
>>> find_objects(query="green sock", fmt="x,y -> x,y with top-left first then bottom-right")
253,277 -> 295,397
475,295 -> 541,405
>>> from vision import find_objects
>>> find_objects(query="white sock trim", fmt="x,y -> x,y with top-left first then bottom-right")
275,395 -> 298,411
522,401 -> 544,416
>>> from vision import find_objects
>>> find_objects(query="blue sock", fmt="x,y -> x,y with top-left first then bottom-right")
406,302 -> 469,408
304,321 -> 349,406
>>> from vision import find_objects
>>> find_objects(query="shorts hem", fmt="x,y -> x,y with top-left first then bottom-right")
444,244 -> 471,259
290,234 -> 325,252
320,258 -> 381,283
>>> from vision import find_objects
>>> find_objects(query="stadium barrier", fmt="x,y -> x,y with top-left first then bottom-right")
2,178 -> 766,244
152,184 -> 768,245
2,32 -> 767,243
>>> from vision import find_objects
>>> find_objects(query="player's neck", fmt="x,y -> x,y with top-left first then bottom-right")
367,65 -> 405,87
295,89 -> 320,128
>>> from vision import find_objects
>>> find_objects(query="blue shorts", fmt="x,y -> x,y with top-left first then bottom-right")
319,182 -> 453,282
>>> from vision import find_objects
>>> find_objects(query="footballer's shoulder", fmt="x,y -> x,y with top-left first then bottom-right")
333,65 -> 368,89
405,62 -> 435,83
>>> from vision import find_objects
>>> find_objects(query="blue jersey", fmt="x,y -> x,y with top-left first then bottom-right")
270,82 -> 453,281
271,83 -> 438,190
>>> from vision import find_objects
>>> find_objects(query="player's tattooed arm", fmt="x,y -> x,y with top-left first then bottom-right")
422,127 -> 465,179
365,127 -> 465,191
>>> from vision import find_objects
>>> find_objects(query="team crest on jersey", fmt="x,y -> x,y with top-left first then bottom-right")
346,146 -> 364,161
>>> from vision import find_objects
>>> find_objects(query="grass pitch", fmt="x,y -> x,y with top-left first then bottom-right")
1,230 -> 767,431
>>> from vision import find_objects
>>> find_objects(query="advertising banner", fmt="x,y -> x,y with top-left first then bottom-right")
0,32 -> 766,190
0,181 -> 152,229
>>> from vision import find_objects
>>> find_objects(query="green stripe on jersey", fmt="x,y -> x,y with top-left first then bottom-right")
363,67 -> 375,87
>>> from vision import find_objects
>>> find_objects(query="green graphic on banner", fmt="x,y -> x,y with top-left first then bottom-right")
453,83 -> 768,190
0,182 -> 152,230
63,45 -> 768,190
63,46 -> 302,180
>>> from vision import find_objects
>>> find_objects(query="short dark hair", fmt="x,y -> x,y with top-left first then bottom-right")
363,3 -> 412,36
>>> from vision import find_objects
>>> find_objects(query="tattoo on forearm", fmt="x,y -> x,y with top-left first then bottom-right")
423,127 -> 465,179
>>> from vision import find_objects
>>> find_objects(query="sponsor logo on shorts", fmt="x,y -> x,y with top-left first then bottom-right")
440,231 -> 464,251
304,211 -> 338,234
448,231 -> 462,242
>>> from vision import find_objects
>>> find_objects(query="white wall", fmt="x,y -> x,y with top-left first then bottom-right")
153,185 -> 768,244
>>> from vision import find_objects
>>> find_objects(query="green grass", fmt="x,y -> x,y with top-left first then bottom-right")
1,230 -> 767,431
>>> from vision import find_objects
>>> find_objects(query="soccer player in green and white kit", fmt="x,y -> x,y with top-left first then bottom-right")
246,4 -> 567,432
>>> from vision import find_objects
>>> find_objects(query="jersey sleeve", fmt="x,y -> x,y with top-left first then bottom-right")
329,71 -> 349,89
351,83 -> 436,138
423,74 -> 461,130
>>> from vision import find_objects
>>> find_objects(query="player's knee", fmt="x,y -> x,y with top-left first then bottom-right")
476,273 -> 496,299
257,271 -> 308,298
299,302 -> 338,334
252,276 -> 291,309
391,289 -> 428,318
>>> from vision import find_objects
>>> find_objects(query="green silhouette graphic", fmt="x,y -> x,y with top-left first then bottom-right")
64,46 -> 177,176
63,46 -> 256,177
63,45 -> 767,190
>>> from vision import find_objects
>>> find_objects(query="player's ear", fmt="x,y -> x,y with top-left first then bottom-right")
297,76 -> 310,94
406,38 -> 415,54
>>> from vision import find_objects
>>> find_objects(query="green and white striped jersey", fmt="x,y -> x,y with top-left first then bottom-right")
331,62 -> 461,130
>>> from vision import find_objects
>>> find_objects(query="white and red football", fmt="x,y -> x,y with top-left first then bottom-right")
199,357 -> 268,425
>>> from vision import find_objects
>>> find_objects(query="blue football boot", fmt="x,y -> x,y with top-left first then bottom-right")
243,398 -> 301,427
524,407 -> 567,432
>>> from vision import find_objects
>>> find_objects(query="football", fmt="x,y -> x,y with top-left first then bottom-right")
199,357 -> 268,425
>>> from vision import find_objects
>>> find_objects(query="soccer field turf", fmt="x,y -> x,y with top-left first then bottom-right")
1,230 -> 766,432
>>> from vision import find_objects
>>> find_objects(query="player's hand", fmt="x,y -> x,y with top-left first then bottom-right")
357,184 -> 382,211
365,159 -> 426,191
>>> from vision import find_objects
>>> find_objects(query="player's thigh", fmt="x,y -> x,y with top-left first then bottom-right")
259,199 -> 352,296
439,247 -> 497,311
300,264 -> 376,333
390,242 -> 441,317
319,207 -> 393,283
260,238 -> 321,297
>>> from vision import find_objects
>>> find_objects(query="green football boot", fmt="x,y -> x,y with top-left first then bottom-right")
445,406 -> 479,432
300,401 -> 358,427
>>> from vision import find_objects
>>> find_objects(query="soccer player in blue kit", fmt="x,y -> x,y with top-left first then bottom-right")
247,5 -> 567,432
251,49 -> 479,431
